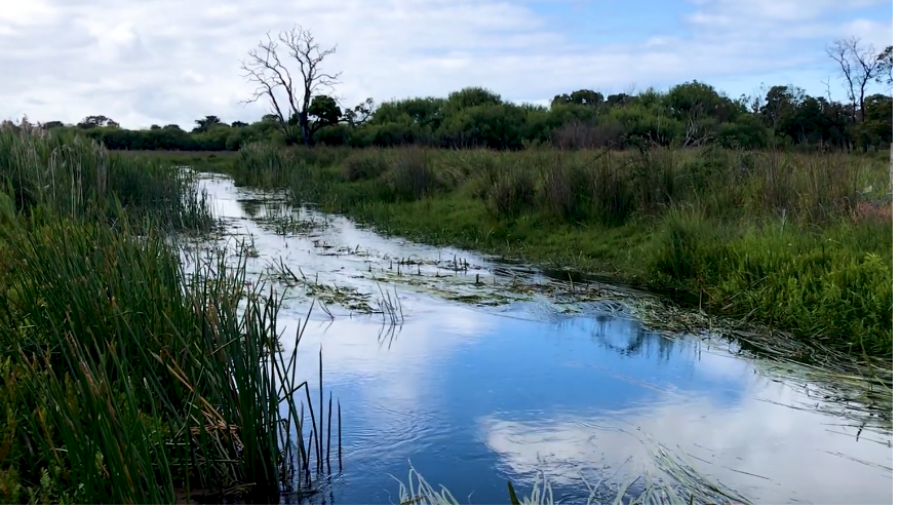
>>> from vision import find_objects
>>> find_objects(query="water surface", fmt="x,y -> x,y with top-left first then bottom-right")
190,174 -> 892,505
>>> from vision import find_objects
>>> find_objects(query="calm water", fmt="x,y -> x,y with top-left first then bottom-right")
189,174 -> 892,505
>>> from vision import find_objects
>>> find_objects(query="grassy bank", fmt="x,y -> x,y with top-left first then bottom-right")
218,144 -> 892,359
0,126 -> 335,503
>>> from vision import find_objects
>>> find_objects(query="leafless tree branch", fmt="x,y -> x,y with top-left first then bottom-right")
239,25 -> 342,145
826,37 -> 884,123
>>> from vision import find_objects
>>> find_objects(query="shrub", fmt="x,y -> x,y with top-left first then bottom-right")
382,148 -> 444,201
342,150 -> 389,182
484,164 -> 536,219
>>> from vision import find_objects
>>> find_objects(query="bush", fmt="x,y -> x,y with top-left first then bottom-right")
342,150 -> 389,182
484,164 -> 536,219
382,148 -> 445,201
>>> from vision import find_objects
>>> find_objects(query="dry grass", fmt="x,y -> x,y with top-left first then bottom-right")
852,200 -> 892,223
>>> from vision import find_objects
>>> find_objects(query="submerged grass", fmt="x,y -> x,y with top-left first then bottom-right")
0,123 -> 340,503
219,145 -> 892,360
396,440 -> 753,505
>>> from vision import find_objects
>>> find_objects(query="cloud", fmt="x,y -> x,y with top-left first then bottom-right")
479,379 -> 893,504
0,0 -> 891,128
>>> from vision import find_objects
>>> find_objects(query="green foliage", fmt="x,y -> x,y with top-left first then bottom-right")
483,162 -> 536,219
381,148 -> 445,201
342,150 -> 389,182
220,143 -> 893,358
648,210 -> 892,355
48,76 -> 892,153
875,45 -> 893,84
0,125 -> 337,503
0,125 -> 213,231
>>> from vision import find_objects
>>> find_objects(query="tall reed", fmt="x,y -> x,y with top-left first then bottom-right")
0,121 -> 213,231
0,124 -> 340,503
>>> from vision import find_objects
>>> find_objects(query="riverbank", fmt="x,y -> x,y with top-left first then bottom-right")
217,145 -> 893,360
0,128 -> 333,503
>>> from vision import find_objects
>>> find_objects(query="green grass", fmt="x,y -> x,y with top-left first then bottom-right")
111,149 -> 239,175
217,145 -> 893,360
0,124 -> 338,503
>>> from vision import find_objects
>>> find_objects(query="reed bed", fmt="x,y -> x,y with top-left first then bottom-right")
0,122 -> 340,503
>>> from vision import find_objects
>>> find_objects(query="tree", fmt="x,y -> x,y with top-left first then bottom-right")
760,85 -> 806,129
231,121 -> 249,128
77,115 -> 119,129
876,46 -> 892,85
444,87 -> 502,115
605,93 -> 633,107
342,98 -> 375,127
193,115 -> 223,133
240,25 -> 342,145
286,94 -> 341,136
551,89 -> 604,108
826,37 -> 889,123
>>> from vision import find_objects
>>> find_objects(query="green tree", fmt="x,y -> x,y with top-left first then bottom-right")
551,89 -> 604,108
370,97 -> 445,131
876,46 -> 892,85
77,115 -> 119,129
760,85 -> 806,128
342,98 -> 375,127
193,115 -> 223,133
444,87 -> 502,115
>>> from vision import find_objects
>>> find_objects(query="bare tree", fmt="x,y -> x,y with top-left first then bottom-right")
240,26 -> 342,145
826,37 -> 888,123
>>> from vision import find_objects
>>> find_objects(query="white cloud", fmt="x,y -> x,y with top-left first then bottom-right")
0,0 -> 891,128
479,380 -> 893,504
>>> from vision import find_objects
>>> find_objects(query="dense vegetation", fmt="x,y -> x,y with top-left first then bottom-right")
4,25 -> 891,503
37,79 -> 893,153
213,143 -> 892,359
0,121 -> 332,503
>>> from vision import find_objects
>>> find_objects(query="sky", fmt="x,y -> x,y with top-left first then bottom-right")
0,0 -> 893,129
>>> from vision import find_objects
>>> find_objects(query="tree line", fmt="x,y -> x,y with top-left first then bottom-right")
35,28 -> 892,152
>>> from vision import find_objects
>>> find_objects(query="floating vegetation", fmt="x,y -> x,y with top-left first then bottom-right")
256,208 -> 329,237
265,258 -> 406,324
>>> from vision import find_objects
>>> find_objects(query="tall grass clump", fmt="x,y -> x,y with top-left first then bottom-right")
0,201 -> 338,502
482,161 -> 536,219
647,206 -> 892,356
230,142 -> 294,189
0,120 -> 213,231
0,123 -> 339,503
381,147 -> 445,201
341,149 -> 389,182
748,151 -> 865,222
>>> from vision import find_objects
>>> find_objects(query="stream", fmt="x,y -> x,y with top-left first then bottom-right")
185,173 -> 892,505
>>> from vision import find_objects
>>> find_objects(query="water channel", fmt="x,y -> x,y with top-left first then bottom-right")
185,173 -> 892,505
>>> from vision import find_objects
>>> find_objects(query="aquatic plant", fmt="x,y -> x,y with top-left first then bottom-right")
0,128 -> 341,503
